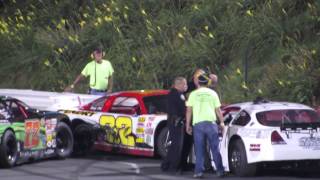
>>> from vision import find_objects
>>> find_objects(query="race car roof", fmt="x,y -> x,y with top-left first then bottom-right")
232,101 -> 313,114
110,89 -> 169,97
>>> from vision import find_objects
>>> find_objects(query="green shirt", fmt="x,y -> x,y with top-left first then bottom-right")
186,87 -> 221,125
81,60 -> 114,90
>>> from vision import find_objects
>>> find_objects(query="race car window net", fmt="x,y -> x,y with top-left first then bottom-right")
222,107 -> 240,116
5,100 -> 26,122
112,97 -> 139,107
16,99 -> 31,109
256,109 -> 320,127
90,96 -> 109,111
109,97 -> 140,115
143,95 -> 167,114
0,102 -> 8,119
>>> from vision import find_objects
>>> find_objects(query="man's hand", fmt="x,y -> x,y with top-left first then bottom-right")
219,122 -> 225,134
186,125 -> 192,135
64,85 -> 74,92
215,107 -> 224,134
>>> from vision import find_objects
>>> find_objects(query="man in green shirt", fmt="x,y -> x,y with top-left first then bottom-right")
186,73 -> 225,178
66,47 -> 114,95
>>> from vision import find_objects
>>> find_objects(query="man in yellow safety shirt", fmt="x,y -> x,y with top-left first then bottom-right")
65,47 -> 114,95
186,73 -> 225,178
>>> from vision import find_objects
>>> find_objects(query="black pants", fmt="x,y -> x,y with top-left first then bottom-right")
161,117 -> 193,172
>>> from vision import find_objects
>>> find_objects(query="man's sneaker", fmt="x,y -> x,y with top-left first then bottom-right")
216,171 -> 225,178
193,173 -> 204,178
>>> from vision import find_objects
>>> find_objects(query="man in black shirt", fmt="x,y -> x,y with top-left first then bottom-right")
161,77 -> 192,173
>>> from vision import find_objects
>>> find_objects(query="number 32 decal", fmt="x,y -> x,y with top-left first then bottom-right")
99,115 -> 135,146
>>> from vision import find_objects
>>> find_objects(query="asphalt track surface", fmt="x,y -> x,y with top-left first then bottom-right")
1,151 -> 320,180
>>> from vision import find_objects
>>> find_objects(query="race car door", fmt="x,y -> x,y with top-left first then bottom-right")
7,100 -> 43,150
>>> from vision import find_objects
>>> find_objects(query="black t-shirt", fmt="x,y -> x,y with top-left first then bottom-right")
167,88 -> 186,118
186,81 -> 196,94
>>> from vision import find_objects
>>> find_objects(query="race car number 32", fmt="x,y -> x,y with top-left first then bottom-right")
99,115 -> 135,146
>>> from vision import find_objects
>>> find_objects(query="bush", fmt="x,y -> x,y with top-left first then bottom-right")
0,0 -> 319,105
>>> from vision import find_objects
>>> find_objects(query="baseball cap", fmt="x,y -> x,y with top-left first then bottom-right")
198,73 -> 211,85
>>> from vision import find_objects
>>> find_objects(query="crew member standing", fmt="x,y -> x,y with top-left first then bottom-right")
65,46 -> 114,95
161,77 -> 192,173
186,73 -> 225,178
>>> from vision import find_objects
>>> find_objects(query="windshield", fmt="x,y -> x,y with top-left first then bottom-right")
256,109 -> 320,127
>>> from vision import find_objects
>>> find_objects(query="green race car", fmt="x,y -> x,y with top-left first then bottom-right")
0,96 -> 73,168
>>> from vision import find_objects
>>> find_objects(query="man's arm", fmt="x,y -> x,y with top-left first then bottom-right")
64,74 -> 85,92
215,107 -> 225,131
107,75 -> 113,93
186,106 -> 193,135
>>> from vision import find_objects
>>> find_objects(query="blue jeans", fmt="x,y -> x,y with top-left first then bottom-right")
89,89 -> 106,96
193,121 -> 224,174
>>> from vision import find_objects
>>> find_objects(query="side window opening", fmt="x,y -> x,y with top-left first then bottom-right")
143,95 -> 167,114
109,97 -> 140,115
231,110 -> 251,126
6,101 -> 27,122
90,97 -> 108,111
0,102 -> 9,120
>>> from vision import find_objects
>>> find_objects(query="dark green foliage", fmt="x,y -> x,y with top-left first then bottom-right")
0,0 -> 319,105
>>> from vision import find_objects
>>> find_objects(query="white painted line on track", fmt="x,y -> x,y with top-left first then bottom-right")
118,162 -> 140,174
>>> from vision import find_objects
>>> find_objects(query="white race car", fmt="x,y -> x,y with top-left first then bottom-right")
220,99 -> 320,176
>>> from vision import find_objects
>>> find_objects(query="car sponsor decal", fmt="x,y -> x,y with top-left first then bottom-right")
63,110 -> 95,116
44,149 -> 55,155
24,120 -> 41,149
144,128 -> 154,135
146,122 -> 152,128
299,137 -> 320,150
136,127 -> 144,134
148,116 -> 156,121
45,118 -> 57,148
136,134 -> 144,143
138,117 -> 146,122
137,122 -> 144,126
19,148 -> 55,159
249,144 -> 261,151
99,115 -> 136,146
146,135 -> 152,144
0,120 -> 9,124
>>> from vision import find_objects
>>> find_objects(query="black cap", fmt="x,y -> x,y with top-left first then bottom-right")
198,74 -> 209,85
94,47 -> 103,53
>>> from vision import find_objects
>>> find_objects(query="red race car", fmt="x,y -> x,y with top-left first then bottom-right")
61,90 -> 170,158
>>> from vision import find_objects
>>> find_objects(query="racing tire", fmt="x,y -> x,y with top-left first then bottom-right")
55,122 -> 74,159
72,124 -> 95,156
229,139 -> 256,176
0,130 -> 18,168
156,126 -> 169,159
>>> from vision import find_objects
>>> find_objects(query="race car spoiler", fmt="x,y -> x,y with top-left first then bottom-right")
281,122 -> 320,131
